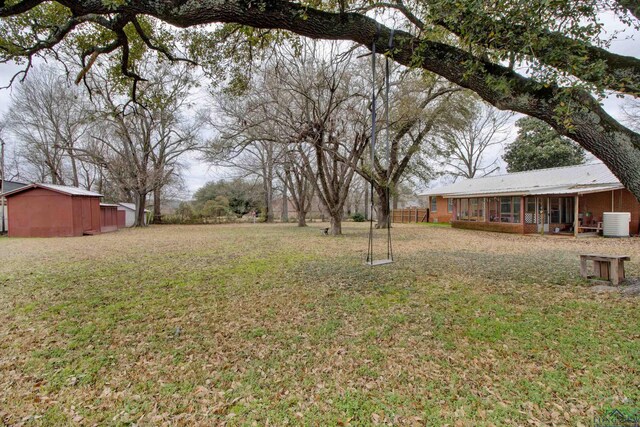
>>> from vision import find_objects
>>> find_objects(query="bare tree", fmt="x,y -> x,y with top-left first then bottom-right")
272,42 -> 369,235
357,70 -> 461,228
86,60 -> 202,226
207,68 -> 286,223
437,99 -> 512,180
298,115 -> 368,235
206,136 -> 283,223
7,66 -> 91,186
278,145 -> 315,227
210,41 -> 369,234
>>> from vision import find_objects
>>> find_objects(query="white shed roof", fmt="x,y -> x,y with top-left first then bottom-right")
118,202 -> 150,212
422,163 -> 623,198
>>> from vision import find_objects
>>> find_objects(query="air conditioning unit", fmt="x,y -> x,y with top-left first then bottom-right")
603,212 -> 631,237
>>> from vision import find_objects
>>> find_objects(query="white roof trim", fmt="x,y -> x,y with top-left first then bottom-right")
117,202 -> 150,212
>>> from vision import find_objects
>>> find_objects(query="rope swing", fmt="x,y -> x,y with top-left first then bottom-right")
365,25 -> 395,266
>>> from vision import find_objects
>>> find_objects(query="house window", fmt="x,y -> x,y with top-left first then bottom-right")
455,198 -> 485,221
459,198 -> 468,220
499,197 -> 521,223
486,196 -> 522,223
549,197 -> 561,223
431,197 -> 437,212
448,198 -> 453,213
561,198 -> 574,224
514,198 -> 521,223
489,198 -> 499,222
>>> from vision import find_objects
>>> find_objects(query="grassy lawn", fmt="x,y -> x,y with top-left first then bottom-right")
0,223 -> 638,426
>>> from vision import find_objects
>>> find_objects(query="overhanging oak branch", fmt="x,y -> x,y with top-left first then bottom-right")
1,0 -> 640,201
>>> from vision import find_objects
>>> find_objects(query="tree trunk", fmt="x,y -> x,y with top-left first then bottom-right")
297,212 -> 307,227
153,188 -> 162,224
330,214 -> 342,235
265,193 -> 274,222
376,188 -> 391,229
68,149 -> 79,187
97,168 -> 104,194
364,183 -> 370,220
134,192 -> 148,227
281,186 -> 288,222
262,176 -> 274,223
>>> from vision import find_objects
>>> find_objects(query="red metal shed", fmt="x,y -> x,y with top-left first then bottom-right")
4,183 -> 103,237
100,203 -> 119,233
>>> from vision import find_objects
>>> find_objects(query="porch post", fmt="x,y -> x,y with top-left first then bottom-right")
520,196 -> 525,233
452,199 -> 456,222
611,190 -> 615,211
574,194 -> 580,237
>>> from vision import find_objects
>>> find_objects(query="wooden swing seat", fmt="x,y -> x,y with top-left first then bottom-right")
364,259 -> 394,266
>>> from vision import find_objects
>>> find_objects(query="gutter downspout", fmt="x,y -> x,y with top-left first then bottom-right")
1,140 -> 5,234
574,194 -> 579,237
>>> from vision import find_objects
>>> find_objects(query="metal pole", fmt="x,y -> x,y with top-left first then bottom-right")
574,195 -> 579,237
1,139 -> 5,234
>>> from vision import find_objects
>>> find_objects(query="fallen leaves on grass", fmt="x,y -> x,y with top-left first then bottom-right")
0,224 -> 638,425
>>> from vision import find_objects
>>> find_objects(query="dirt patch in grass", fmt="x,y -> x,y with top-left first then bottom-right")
0,223 -> 638,425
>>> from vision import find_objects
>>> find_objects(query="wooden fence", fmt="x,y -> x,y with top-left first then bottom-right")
392,207 -> 429,224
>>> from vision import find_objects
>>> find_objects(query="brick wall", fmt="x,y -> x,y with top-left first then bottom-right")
429,196 -> 453,223
614,189 -> 639,235
452,220 -> 524,234
581,189 -> 640,235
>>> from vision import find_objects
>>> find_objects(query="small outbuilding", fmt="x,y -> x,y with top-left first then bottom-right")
4,183 -> 104,237
117,202 -> 148,227
100,203 -> 120,233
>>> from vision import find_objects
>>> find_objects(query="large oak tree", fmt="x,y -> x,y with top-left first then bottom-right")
1,0 -> 639,200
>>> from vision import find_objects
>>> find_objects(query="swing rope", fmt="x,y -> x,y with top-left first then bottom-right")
385,29 -> 394,262
366,26 -> 394,266
366,26 -> 378,265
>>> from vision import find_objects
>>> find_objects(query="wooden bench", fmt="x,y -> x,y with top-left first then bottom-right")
578,221 -> 603,234
580,254 -> 630,285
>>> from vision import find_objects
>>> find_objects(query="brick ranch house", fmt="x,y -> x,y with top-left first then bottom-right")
422,163 -> 640,236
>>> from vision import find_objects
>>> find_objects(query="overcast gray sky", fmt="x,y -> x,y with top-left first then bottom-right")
0,13 -> 638,197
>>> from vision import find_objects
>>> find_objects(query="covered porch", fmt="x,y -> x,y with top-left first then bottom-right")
450,189 -> 631,236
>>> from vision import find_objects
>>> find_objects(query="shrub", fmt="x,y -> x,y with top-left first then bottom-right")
161,214 -> 205,225
351,212 -> 366,222
175,202 -> 195,220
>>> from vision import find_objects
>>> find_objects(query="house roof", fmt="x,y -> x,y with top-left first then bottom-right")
2,182 -> 103,198
100,203 -> 119,207
422,163 -> 623,198
117,202 -> 150,212
1,180 -> 28,194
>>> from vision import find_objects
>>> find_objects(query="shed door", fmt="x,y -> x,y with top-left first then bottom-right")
81,198 -> 92,231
